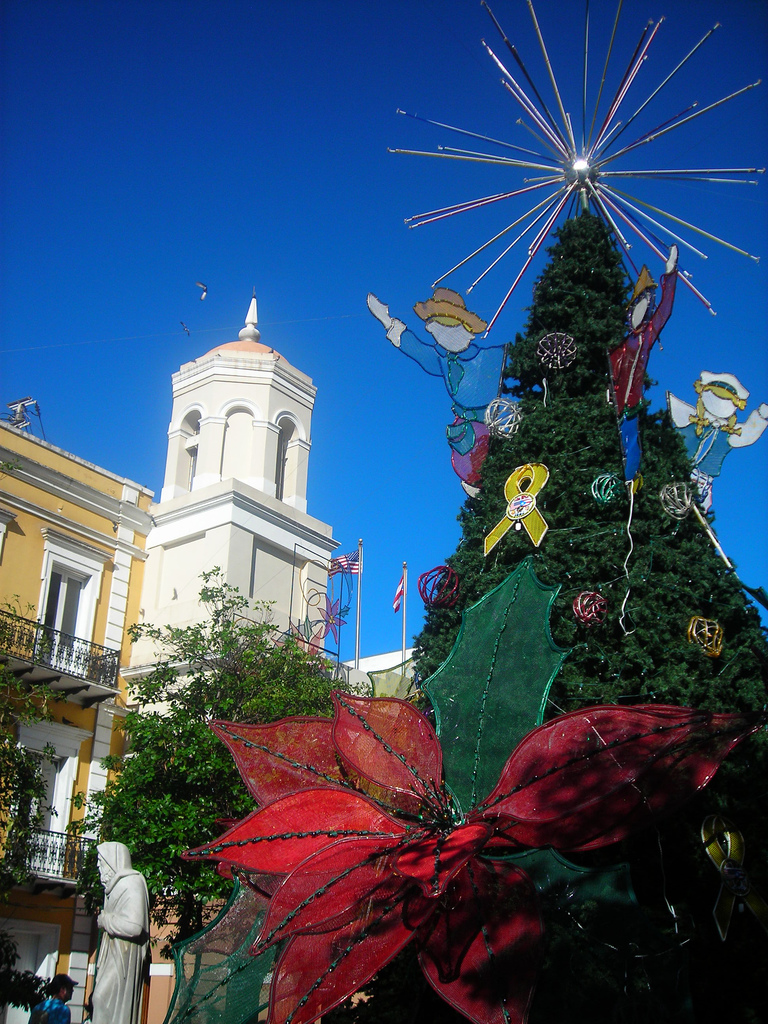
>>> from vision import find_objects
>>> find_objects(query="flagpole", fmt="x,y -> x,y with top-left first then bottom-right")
354,538 -> 363,670
401,561 -> 407,668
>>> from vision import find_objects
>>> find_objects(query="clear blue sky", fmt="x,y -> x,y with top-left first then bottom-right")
2,0 -> 766,663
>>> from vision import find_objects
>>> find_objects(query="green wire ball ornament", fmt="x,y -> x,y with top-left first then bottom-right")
659,481 -> 694,520
484,397 -> 522,438
591,473 -> 623,505
536,332 -> 577,369
687,616 -> 724,658
573,591 -> 608,626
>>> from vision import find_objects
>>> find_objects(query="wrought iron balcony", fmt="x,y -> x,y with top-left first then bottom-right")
0,609 -> 119,691
28,828 -> 93,883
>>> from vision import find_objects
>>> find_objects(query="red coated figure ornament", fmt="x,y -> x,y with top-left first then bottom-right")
418,565 -> 460,608
184,694 -> 761,1024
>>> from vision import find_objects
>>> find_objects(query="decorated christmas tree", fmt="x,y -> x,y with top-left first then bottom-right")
410,211 -> 768,1021
159,214 -> 767,1024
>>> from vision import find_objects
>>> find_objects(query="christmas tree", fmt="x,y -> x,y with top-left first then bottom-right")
408,212 -> 768,1021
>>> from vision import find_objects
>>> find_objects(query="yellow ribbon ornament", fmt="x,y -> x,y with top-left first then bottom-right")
701,814 -> 768,941
484,463 -> 550,556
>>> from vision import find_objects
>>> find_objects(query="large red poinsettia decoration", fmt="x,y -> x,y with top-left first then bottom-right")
185,694 -> 760,1024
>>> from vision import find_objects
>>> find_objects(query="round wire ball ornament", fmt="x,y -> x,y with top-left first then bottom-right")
687,616 -> 724,658
573,591 -> 608,627
591,473 -> 623,505
418,565 -> 460,609
484,398 -> 522,438
536,332 -> 577,369
659,481 -> 694,520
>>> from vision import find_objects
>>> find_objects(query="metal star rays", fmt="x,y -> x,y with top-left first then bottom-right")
392,1 -> 763,333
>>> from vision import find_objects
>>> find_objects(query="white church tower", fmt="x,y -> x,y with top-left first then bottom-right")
131,295 -> 337,663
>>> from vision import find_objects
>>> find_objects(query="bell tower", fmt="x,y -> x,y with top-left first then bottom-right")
131,296 -> 337,663
160,293 -> 313,509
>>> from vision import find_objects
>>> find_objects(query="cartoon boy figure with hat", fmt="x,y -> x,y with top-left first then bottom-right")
667,371 -> 768,511
367,288 -> 505,494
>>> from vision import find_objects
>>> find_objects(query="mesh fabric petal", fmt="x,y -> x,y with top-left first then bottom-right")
332,693 -> 443,812
184,789 -> 408,874
479,705 -> 761,851
258,836 -> 416,949
394,822 -> 493,896
210,718 -> 346,804
419,857 -> 541,1024
268,880 -> 432,1024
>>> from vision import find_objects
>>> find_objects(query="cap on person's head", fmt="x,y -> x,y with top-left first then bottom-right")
50,974 -> 77,994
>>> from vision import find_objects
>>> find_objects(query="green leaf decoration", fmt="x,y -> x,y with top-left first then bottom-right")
423,557 -> 568,813
368,658 -> 417,700
504,848 -> 694,1023
164,875 -> 277,1024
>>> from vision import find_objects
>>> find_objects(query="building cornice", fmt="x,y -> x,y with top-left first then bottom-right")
0,442 -> 153,537
0,423 -> 154,495
148,482 -> 336,559
0,491 -> 149,562
171,357 -> 316,407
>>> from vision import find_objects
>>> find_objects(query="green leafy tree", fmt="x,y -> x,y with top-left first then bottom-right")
78,571 -> 338,952
0,931 -> 47,1011
0,665 -> 55,896
0,661 -> 56,1010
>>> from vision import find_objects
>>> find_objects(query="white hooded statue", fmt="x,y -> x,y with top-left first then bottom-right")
92,842 -> 150,1024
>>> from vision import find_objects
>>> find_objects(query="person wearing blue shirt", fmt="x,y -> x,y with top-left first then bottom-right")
28,973 -> 76,1024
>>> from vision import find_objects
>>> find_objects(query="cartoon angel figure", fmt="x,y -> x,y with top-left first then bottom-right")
667,371 -> 768,511
608,246 -> 678,481
367,288 -> 505,495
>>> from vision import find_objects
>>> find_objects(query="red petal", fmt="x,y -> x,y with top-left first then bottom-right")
419,857 -> 541,1024
258,837 -> 417,948
480,705 -> 760,851
332,693 -> 442,811
211,718 -> 346,804
184,789 -> 407,874
394,823 -> 493,896
267,880 -> 432,1024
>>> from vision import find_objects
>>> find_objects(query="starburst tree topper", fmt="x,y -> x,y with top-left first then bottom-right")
393,0 -> 763,332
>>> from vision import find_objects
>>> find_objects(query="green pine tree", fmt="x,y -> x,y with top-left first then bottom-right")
408,213 -> 768,1021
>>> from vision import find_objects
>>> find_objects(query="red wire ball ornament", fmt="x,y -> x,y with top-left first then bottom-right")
418,565 -> 460,609
573,591 -> 608,627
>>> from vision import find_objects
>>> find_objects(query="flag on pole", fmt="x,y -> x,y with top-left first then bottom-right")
393,573 -> 404,613
330,551 -> 360,576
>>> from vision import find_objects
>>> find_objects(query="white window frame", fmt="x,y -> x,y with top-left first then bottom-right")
17,720 -> 92,832
0,922 -> 61,1024
38,528 -> 111,643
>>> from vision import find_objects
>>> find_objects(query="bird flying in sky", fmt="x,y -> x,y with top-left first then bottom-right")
180,321 -> 190,335
196,281 -> 207,300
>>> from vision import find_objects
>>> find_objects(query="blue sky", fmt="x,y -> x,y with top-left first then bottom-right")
2,0 -> 766,663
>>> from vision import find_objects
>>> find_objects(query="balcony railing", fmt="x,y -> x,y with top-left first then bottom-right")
0,609 -> 120,689
28,828 -> 93,882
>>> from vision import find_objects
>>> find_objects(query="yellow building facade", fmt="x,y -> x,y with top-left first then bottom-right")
0,421 -> 152,1024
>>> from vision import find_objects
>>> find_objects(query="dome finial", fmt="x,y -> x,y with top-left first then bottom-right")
239,292 -> 260,343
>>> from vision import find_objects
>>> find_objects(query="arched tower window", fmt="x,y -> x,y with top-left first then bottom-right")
182,411 -> 201,492
221,408 -> 254,481
275,417 -> 296,501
